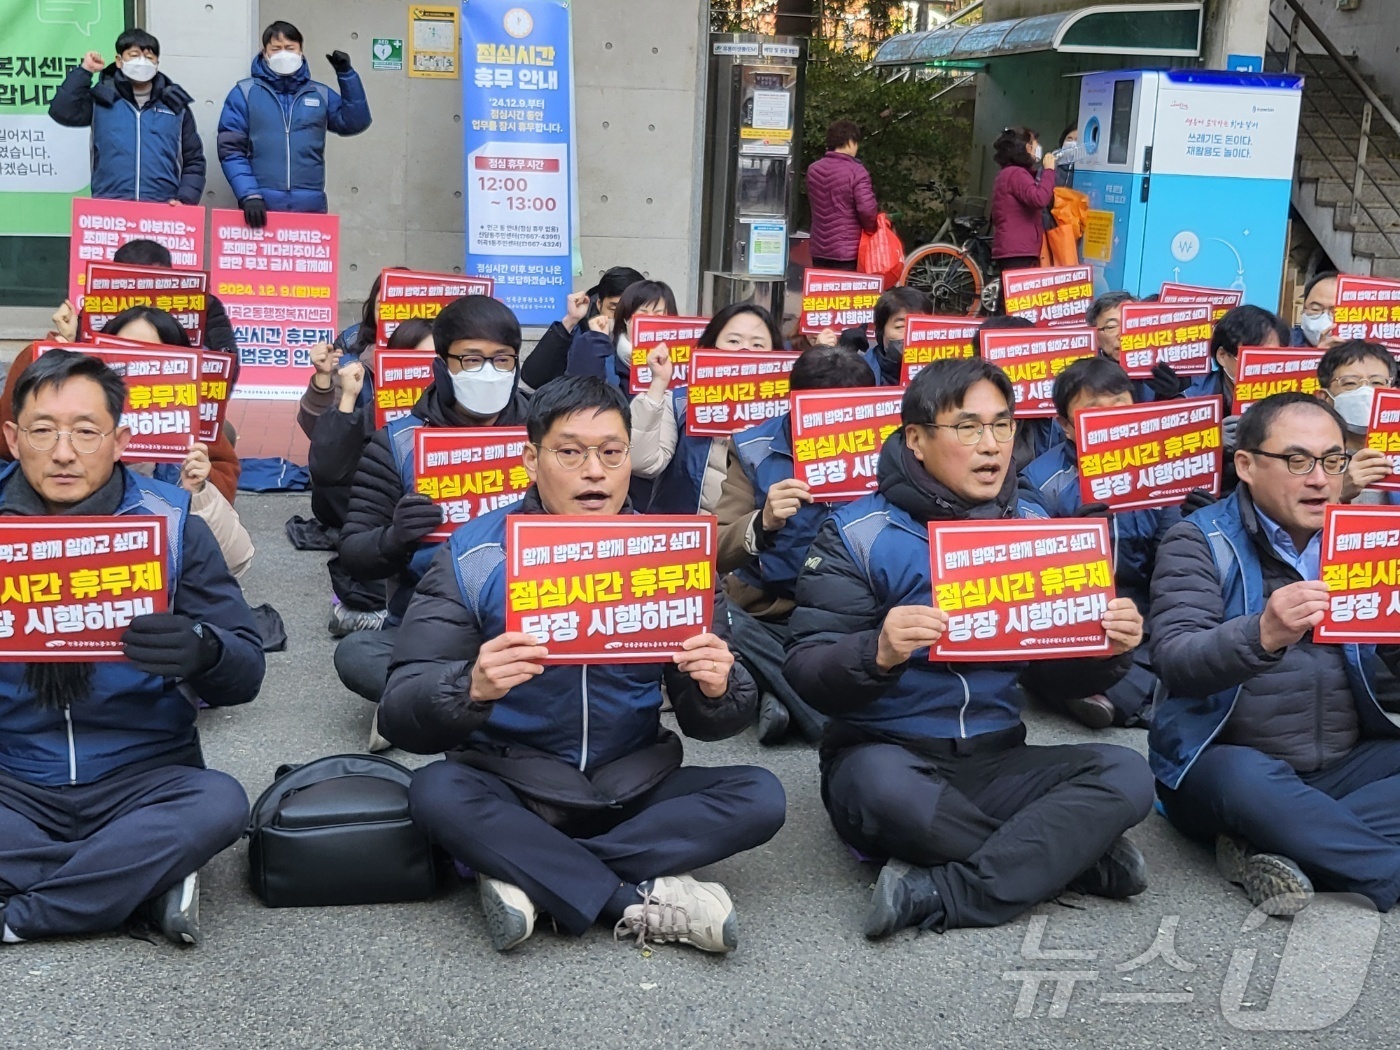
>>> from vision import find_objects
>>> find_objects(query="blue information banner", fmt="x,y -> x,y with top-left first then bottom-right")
461,0 -> 577,325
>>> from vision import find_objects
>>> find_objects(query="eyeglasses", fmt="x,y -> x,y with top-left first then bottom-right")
446,352 -> 518,373
922,419 -> 1017,445
1331,376 -> 1391,392
1095,320 -> 1121,334
1301,303 -> 1332,317
1245,449 -> 1351,475
19,425 -> 112,455
537,442 -> 631,470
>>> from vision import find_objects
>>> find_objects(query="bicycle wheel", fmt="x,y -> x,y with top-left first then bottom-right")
900,244 -> 984,317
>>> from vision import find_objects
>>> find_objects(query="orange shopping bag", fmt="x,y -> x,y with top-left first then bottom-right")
858,213 -> 905,289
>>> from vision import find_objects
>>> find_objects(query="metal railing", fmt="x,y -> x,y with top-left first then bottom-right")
1269,0 -> 1400,259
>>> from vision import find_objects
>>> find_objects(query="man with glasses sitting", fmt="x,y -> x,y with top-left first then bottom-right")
783,358 -> 1154,937
1150,392 -> 1400,916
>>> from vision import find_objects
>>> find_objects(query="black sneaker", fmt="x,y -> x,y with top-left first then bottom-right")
756,692 -> 790,745
1069,836 -> 1148,899
1216,834 -> 1313,916
863,860 -> 945,938
150,872 -> 201,946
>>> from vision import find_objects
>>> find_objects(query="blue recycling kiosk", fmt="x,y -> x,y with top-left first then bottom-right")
1075,69 -> 1303,307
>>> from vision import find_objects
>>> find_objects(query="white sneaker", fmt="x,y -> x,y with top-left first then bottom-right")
478,877 -> 536,951
614,874 -> 736,953
367,709 -> 392,753
329,603 -> 389,638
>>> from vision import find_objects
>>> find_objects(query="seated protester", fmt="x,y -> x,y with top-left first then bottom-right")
1019,356 -> 1175,729
1151,392 -> 1400,915
0,350 -> 262,945
329,269 -> 393,359
566,279 -> 677,389
632,303 -> 787,514
379,376 -> 785,952
0,306 -> 242,506
1292,270 -> 1343,350
520,267 -> 644,392
716,345 -> 873,745
866,286 -> 933,386
783,357 -> 1154,937
1313,339 -> 1399,506
336,296 -> 529,713
973,314 -> 1061,469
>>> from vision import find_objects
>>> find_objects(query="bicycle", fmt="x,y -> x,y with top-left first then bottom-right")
899,190 -> 1000,317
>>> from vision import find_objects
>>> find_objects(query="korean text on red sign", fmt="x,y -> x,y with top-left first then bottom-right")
1334,275 -> 1400,351
901,315 -> 978,383
0,517 -> 168,661
1318,506 -> 1400,643
414,427 -> 531,542
628,316 -> 710,394
687,350 -> 799,437
1232,346 -> 1324,414
68,198 -> 206,311
1366,389 -> 1400,492
1158,282 -> 1243,322
198,352 -> 234,443
929,519 -> 1115,661
81,262 -> 209,346
1075,396 -> 1223,511
979,327 -> 1097,417
799,269 -> 883,335
35,342 -> 198,463
374,349 -> 436,429
789,388 -> 903,501
1001,266 -> 1093,326
376,268 -> 495,347
505,515 -> 716,663
1117,302 -> 1214,378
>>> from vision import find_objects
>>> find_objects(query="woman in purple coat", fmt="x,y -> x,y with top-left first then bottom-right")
805,120 -> 879,270
988,127 -> 1057,277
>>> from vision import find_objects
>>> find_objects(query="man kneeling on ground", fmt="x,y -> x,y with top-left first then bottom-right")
379,376 -> 786,953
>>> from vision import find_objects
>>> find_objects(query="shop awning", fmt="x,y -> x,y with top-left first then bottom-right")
873,3 -> 1203,68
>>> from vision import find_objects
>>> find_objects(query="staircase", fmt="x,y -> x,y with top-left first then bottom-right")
1268,3 -> 1400,279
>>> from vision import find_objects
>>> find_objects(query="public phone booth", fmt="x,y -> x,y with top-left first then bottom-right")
1075,69 -> 1302,305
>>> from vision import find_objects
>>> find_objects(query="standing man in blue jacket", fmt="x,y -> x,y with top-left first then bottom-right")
48,29 -> 205,205
216,20 -> 372,225
0,351 -> 264,948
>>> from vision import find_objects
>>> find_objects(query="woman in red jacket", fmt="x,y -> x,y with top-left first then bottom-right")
989,127 -> 1057,278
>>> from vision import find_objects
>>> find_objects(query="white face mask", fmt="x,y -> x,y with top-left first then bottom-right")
266,51 -> 304,76
121,57 -> 158,84
1030,144 -> 1043,161
1299,310 -> 1333,346
615,333 -> 634,369
451,365 -> 514,417
1332,385 -> 1376,432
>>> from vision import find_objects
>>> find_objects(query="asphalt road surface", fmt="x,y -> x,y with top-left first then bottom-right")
4,493 -> 1394,1050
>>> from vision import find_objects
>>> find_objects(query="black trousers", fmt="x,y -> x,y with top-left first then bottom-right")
822,730 -> 1154,929
334,627 -> 396,702
409,759 -> 786,935
0,764 -> 249,939
811,256 -> 858,271
725,605 -> 828,742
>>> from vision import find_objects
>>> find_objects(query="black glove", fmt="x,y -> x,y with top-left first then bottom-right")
241,197 -> 267,228
1146,361 -> 1184,401
327,50 -> 353,74
1181,488 -> 1218,515
122,613 -> 222,679
386,493 -> 444,551
1075,502 -> 1112,519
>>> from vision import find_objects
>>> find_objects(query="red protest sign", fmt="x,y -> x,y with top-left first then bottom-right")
901,315 -> 978,383
69,198 -> 206,311
80,262 -> 209,346
34,342 -> 199,463
374,350 -> 436,429
209,209 -> 339,399
979,327 -> 1097,418
0,517 -> 168,661
376,269 -> 494,348
1334,275 -> 1400,352
1158,283 -> 1243,322
1075,397 -> 1223,511
1366,389 -> 1400,492
1116,302 -> 1214,378
799,269 -> 883,335
413,427 -> 531,543
199,352 -> 235,443
1232,347 -> 1324,414
687,350 -> 799,438
929,519 -> 1115,661
1001,266 -> 1093,326
1318,506 -> 1400,643
505,515 -> 716,663
628,316 -> 710,394
789,388 -> 902,501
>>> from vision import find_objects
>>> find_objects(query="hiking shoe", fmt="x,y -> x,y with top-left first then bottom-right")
151,872 -> 201,946
756,691 -> 791,745
864,860 -> 945,938
478,877 -> 536,951
1063,694 -> 1116,730
1069,836 -> 1148,899
614,874 -> 736,953
328,603 -> 389,638
1216,834 -> 1313,916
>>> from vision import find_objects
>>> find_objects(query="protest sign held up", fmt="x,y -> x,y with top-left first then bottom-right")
628,316 -> 710,394
1334,275 -> 1400,352
376,268 -> 494,348
1318,506 -> 1400,644
1232,346 -> 1324,414
687,350 -> 799,437
374,349 -> 437,429
1001,266 -> 1093,326
978,327 -> 1097,417
1074,396 -> 1223,511
901,316 -> 978,383
1116,302 -> 1213,378
414,428 -> 532,542
1158,282 -> 1243,322
80,261 -> 208,346
789,388 -> 902,501
68,198 -> 206,311
799,269 -> 883,335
